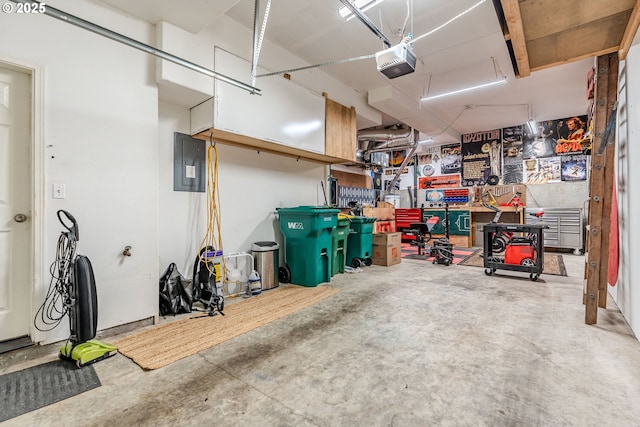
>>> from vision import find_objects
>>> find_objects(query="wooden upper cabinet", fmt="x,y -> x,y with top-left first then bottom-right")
324,95 -> 357,162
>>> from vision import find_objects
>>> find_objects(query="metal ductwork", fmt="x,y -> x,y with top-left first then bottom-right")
357,125 -> 412,151
381,128 -> 419,198
357,125 -> 412,143
356,125 -> 413,166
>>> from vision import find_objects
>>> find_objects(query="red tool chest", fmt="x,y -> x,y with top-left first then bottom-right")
395,208 -> 423,241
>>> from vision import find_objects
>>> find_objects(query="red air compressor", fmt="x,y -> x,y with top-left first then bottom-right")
504,240 -> 536,266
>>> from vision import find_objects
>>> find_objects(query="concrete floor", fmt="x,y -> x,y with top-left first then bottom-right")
2,252 -> 640,426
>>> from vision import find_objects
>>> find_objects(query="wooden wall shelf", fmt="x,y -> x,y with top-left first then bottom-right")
192,128 -> 352,165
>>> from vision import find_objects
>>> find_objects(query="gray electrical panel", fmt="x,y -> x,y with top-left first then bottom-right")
173,132 -> 206,192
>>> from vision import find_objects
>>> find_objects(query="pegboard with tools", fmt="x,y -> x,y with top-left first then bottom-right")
337,185 -> 376,208
472,185 -> 526,207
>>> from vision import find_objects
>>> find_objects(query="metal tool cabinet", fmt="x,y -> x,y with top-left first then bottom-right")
525,208 -> 584,254
395,208 -> 422,241
483,223 -> 548,281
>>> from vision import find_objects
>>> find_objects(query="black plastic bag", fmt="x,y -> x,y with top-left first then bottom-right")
159,263 -> 193,315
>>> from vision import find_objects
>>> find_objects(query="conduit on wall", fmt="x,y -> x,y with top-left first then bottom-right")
10,0 -> 262,95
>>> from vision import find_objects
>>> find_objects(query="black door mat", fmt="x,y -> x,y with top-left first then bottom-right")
0,359 -> 101,422
0,336 -> 34,354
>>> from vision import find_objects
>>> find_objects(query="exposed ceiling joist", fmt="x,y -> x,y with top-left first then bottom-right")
498,0 -> 637,75
619,0 -> 640,60
499,0 -> 530,77
520,0 -> 633,41
527,11 -> 631,71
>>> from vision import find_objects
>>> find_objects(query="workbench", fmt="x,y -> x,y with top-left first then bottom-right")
420,205 -> 524,248
465,205 -> 524,247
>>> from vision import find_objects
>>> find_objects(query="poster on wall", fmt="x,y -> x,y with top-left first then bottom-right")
523,158 -> 539,184
524,156 -> 563,184
555,115 -> 591,155
389,149 -> 405,166
561,154 -> 588,181
441,143 -> 462,174
382,165 -> 415,190
419,174 -> 461,189
461,129 -> 501,186
523,119 -> 558,159
389,149 -> 416,167
538,157 -> 562,183
371,171 -> 382,190
417,145 -> 442,177
523,115 -> 590,158
502,125 -> 524,184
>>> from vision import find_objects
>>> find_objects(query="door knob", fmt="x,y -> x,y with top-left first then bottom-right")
14,213 -> 28,223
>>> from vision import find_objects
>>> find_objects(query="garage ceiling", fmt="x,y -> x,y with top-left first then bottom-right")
96,0 -> 640,144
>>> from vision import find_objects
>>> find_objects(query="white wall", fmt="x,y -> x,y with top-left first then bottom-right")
156,13 -> 374,279
158,102 -> 327,278
157,102 -> 206,276
197,15 -> 382,129
155,21 -> 214,108
0,0 -> 159,343
611,34 -> 640,336
525,181 -> 589,210
1,0 -> 371,345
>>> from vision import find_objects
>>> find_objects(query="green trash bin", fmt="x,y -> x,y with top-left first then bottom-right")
331,216 -> 351,276
346,216 -> 376,267
277,206 -> 339,287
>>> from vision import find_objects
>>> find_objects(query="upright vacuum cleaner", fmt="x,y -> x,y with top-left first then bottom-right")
36,210 -> 117,367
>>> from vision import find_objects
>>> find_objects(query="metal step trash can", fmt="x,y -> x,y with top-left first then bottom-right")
251,241 -> 280,290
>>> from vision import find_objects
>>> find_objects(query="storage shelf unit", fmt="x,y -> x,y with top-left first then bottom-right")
524,207 -> 584,253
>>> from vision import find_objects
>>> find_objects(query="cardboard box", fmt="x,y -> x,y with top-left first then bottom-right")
372,232 -> 401,246
371,232 -> 402,266
374,220 -> 396,233
377,201 -> 395,209
363,201 -> 395,221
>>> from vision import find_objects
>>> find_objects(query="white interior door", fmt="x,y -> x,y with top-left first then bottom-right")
0,65 -> 31,342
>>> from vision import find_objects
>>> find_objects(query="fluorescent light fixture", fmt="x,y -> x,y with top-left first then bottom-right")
418,138 -> 434,144
527,119 -> 538,135
338,0 -> 386,21
421,77 -> 507,101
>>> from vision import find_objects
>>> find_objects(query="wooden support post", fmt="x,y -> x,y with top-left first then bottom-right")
585,53 -> 619,325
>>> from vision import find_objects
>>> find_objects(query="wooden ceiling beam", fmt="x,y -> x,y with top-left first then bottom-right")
500,0 -> 530,77
619,0 -> 640,60
529,47 -> 619,73
518,0 -> 635,41
526,11 -> 630,70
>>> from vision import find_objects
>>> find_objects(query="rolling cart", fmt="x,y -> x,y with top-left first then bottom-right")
482,223 -> 548,281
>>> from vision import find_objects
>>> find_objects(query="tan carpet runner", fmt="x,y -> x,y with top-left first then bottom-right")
458,250 -> 567,276
114,285 -> 339,370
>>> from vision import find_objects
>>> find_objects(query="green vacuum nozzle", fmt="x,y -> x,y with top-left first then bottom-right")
60,339 -> 118,368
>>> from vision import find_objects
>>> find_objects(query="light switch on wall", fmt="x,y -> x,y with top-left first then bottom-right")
53,183 -> 66,199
